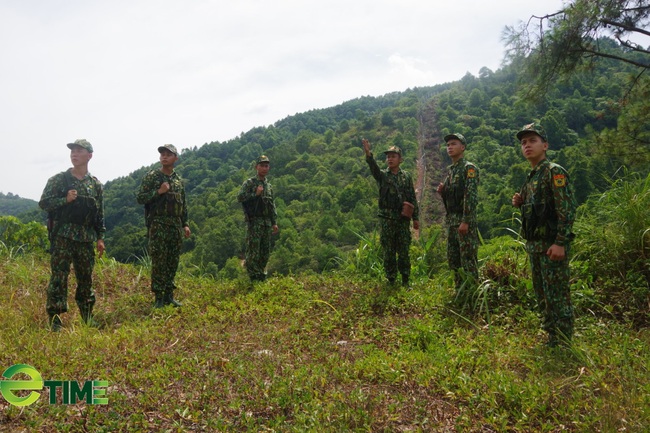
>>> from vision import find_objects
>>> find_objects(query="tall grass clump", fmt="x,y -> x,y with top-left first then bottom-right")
339,224 -> 446,283
337,229 -> 384,280
572,172 -> 650,326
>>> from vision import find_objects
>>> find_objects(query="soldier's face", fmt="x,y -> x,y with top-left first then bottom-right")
446,139 -> 465,159
159,149 -> 178,167
69,146 -> 92,166
520,133 -> 548,164
257,162 -> 270,177
385,152 -> 401,168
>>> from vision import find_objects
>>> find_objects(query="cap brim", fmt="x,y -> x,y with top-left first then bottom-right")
443,134 -> 456,142
158,146 -> 177,155
516,130 -> 543,141
444,134 -> 466,144
67,143 -> 91,151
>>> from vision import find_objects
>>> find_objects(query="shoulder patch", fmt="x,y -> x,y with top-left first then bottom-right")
553,174 -> 566,187
467,167 -> 476,178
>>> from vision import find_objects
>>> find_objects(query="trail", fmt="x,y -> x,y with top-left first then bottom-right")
415,97 -> 446,227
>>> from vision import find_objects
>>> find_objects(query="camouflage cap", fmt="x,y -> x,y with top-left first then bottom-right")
158,144 -> 179,156
516,122 -> 547,142
443,133 -> 467,145
382,146 -> 402,156
256,155 -> 270,164
66,139 -> 93,153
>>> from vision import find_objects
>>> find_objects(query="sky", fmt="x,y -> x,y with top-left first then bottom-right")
1,0 -> 565,201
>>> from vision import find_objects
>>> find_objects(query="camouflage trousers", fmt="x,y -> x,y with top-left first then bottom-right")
529,248 -> 574,343
446,222 -> 479,290
379,217 -> 411,281
149,222 -> 183,295
46,236 -> 95,316
245,218 -> 273,281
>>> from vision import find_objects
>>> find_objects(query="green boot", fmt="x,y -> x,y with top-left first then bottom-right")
164,291 -> 182,308
153,293 -> 165,309
49,314 -> 62,332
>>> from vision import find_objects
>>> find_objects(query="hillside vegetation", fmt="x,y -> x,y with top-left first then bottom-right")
0,249 -> 648,432
91,39 -> 648,279
0,193 -> 38,218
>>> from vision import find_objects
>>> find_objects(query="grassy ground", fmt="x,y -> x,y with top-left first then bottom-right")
0,252 -> 648,432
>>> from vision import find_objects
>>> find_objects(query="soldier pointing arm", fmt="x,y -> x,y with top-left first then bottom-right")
362,138 -> 419,286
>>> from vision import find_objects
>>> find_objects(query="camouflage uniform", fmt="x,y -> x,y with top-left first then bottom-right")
366,147 -> 419,284
39,167 -> 105,325
440,156 -> 480,290
136,163 -> 189,305
237,166 -> 277,282
517,124 -> 577,345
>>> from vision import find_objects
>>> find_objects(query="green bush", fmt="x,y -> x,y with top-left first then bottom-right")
572,172 -> 650,326
0,215 -> 48,254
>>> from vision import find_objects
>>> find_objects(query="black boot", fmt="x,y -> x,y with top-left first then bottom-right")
154,293 -> 165,309
49,314 -> 62,332
401,274 -> 410,287
164,291 -> 182,308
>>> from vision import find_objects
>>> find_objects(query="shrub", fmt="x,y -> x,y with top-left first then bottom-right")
572,172 -> 650,327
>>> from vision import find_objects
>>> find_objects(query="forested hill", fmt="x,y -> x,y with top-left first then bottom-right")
0,192 -> 38,217
101,37 -> 647,276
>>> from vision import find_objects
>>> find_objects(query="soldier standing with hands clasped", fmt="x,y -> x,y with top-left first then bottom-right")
39,139 -> 105,331
512,122 -> 577,347
238,155 -> 279,283
363,138 -> 419,286
437,133 -> 480,300
137,144 -> 191,308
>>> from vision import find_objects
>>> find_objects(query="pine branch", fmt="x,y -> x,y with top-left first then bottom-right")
601,18 -> 650,37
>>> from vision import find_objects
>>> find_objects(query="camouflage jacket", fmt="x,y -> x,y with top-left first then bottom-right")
366,154 -> 419,221
237,176 -> 277,225
441,157 -> 479,226
519,158 -> 576,253
39,169 -> 105,242
136,169 -> 189,228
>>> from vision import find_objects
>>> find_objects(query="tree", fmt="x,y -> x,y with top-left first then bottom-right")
505,0 -> 650,96
505,0 -> 650,173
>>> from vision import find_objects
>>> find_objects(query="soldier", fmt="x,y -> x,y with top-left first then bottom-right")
512,122 -> 577,347
362,139 -> 420,286
39,139 -> 105,331
137,144 -> 191,308
237,155 -> 279,283
437,133 -> 480,298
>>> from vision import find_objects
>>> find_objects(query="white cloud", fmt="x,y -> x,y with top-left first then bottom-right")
1,0 -> 565,200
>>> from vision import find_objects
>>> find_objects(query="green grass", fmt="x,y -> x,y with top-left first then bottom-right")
1,252 -> 649,432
